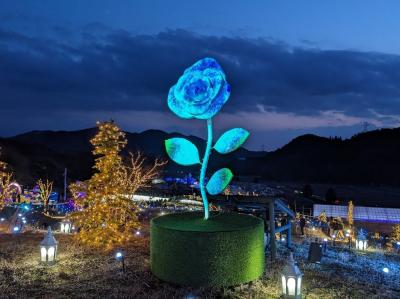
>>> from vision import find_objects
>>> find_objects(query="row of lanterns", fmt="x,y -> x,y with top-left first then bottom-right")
36,225 -> 392,297
40,221 -> 141,265
40,218 -> 305,296
39,225 -> 304,297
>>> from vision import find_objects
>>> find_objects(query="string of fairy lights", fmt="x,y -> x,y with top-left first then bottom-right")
0,149 -> 13,210
70,121 -> 165,250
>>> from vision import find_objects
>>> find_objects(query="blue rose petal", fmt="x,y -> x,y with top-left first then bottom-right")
167,57 -> 230,120
189,57 -> 222,73
195,83 -> 231,119
167,86 -> 193,119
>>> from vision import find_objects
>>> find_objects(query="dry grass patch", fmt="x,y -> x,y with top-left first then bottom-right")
0,233 -> 399,298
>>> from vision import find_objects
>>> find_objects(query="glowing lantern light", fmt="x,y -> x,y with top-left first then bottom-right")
40,227 -> 58,264
356,239 -> 367,250
281,252 -> 303,299
60,219 -> 72,234
355,229 -> 368,251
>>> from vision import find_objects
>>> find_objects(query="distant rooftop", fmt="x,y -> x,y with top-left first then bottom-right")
313,204 -> 400,223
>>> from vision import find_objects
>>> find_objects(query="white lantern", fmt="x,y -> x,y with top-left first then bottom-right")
60,219 -> 72,234
40,227 -> 58,264
355,229 -> 368,251
356,237 -> 367,250
281,252 -> 303,299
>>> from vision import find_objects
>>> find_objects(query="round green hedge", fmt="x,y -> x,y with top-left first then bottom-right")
150,212 -> 264,287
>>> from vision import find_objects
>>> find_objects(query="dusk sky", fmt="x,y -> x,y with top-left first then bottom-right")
1,1 -> 400,150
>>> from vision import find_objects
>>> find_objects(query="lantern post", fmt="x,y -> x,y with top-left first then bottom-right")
40,227 -> 58,264
281,252 -> 303,299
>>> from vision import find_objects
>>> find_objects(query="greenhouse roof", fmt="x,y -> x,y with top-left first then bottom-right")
313,204 -> 400,223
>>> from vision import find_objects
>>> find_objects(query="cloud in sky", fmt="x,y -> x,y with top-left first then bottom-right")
1,26 -> 400,149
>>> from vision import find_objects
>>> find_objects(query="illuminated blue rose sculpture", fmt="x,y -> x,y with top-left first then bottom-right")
154,60 -> 262,287
168,58 -> 231,119
165,58 -> 249,219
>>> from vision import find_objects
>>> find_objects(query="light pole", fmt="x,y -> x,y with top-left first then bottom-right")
115,251 -> 125,273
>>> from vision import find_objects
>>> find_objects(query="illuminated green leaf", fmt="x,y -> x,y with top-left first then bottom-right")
165,138 -> 200,166
214,128 -> 249,154
206,168 -> 233,195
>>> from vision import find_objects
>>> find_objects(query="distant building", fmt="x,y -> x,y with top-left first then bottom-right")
313,204 -> 400,234
313,204 -> 400,223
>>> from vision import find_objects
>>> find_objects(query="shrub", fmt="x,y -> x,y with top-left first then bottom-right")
151,212 -> 264,287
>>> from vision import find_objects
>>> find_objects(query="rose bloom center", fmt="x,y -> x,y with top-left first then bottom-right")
185,78 -> 211,103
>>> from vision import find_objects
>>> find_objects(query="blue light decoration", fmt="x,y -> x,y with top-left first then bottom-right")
165,58 -> 249,219
382,267 -> 389,273
115,251 -> 123,260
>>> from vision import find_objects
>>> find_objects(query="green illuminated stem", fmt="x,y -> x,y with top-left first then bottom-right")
200,118 -> 213,220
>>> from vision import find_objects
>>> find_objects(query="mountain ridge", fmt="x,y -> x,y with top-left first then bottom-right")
2,127 -> 400,187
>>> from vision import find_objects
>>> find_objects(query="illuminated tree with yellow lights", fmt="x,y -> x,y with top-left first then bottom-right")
318,210 -> 327,223
121,152 -> 166,197
71,121 -> 165,250
69,181 -> 88,210
37,179 -> 53,215
0,149 -> 13,209
348,200 -> 354,227
392,224 -> 400,242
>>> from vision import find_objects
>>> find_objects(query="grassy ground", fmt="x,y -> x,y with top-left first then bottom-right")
0,232 -> 399,299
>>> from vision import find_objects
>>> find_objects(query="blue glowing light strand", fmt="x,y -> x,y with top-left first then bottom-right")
199,118 -> 213,220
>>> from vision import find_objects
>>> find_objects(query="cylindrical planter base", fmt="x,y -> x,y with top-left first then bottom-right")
150,212 -> 264,287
